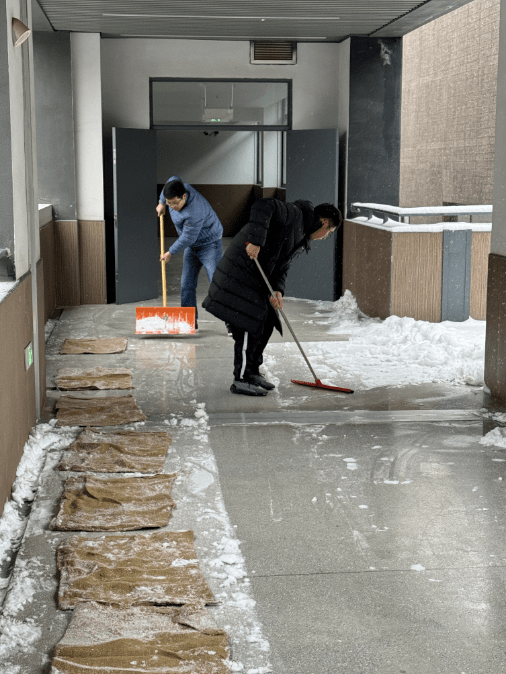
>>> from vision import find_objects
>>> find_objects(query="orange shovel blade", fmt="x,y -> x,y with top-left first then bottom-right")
135,307 -> 196,335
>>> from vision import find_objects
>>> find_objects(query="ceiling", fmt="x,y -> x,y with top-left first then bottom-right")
33,0 -> 476,41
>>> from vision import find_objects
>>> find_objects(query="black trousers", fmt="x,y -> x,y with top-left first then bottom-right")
230,308 -> 277,380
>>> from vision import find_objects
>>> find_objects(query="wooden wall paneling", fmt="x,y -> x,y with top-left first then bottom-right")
54,220 -> 80,306
0,276 -> 36,514
342,220 -> 358,297
78,221 -> 106,304
37,260 -> 47,410
158,184 -> 261,238
485,253 -> 506,401
193,184 -> 257,237
470,231 -> 491,320
39,221 -> 57,321
343,222 -> 392,319
391,232 -> 443,322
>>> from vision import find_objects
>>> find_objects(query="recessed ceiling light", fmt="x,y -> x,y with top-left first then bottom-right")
104,14 -> 340,21
117,35 -> 330,40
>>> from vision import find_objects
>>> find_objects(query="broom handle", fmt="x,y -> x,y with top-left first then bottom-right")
160,214 -> 167,308
252,256 -> 319,383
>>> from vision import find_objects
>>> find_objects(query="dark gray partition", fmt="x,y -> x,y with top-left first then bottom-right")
113,128 -> 159,304
284,128 -> 339,301
441,230 -> 471,322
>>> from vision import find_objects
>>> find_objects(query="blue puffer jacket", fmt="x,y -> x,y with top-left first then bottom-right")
160,176 -> 223,256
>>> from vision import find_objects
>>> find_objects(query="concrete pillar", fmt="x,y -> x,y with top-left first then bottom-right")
33,31 -> 77,220
71,33 -> 104,221
485,0 -> 506,401
0,7 -> 14,276
2,0 -> 39,278
338,36 -> 402,218
2,0 -> 41,415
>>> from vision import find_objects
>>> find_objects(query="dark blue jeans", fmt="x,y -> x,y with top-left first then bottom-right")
181,240 -> 223,319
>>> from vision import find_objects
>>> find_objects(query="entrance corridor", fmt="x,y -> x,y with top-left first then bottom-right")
3,246 -> 506,674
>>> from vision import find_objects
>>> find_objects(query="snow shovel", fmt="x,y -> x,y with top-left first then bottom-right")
252,256 -> 353,393
135,214 -> 196,335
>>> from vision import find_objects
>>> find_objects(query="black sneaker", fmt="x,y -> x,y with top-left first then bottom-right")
230,380 -> 268,396
246,374 -> 275,390
225,323 -> 233,336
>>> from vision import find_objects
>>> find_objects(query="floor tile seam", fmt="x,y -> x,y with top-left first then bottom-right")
250,565 -> 506,580
207,410 -> 482,426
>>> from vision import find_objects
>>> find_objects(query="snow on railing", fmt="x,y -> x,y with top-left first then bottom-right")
351,202 -> 492,224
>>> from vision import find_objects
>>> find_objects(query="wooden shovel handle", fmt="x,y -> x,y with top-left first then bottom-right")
160,214 -> 167,307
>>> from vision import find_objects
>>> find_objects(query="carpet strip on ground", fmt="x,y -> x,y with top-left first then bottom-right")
57,429 -> 172,473
57,530 -> 217,610
59,337 -> 128,354
51,602 -> 230,674
50,474 -> 177,531
55,394 -> 146,426
55,366 -> 134,390
51,334 -> 225,673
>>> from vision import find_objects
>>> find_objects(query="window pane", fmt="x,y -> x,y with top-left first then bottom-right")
151,79 -> 290,128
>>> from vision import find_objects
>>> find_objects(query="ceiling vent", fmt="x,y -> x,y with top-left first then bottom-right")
251,41 -> 297,65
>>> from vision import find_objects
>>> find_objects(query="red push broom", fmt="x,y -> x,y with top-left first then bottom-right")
252,256 -> 354,393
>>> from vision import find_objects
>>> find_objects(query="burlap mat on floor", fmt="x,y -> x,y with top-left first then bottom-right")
57,530 -> 217,610
50,474 -> 177,531
51,602 -> 229,674
55,366 -> 133,390
57,429 -> 172,473
60,337 -> 128,354
56,394 -> 146,426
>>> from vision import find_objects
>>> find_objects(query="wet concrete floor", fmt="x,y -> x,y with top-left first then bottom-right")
5,239 -> 506,673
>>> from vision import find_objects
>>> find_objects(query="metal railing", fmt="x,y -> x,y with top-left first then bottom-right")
351,202 -> 493,224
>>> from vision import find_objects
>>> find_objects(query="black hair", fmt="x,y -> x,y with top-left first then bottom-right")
163,180 -> 187,200
314,203 -> 343,229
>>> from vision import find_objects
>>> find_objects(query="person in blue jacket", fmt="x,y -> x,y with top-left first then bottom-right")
157,176 -> 223,330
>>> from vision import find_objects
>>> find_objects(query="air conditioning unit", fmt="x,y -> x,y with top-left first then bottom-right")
251,41 -> 297,65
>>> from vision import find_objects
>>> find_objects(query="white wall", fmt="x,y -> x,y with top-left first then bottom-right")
71,33 -> 104,221
101,38 -> 340,187
157,130 -> 256,184
492,1 -> 506,257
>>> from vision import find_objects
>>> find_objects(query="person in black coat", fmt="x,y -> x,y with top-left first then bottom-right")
202,197 -> 342,396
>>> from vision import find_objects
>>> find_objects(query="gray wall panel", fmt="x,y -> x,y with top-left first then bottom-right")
284,128 -> 339,301
441,230 -> 471,321
346,37 -> 402,216
113,128 -> 158,304
33,31 -> 77,220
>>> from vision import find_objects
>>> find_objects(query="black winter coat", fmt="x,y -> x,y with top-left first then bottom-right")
202,198 -> 320,335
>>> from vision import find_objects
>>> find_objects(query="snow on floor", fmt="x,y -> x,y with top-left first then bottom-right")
269,291 -> 486,390
0,423 -> 78,666
0,407 -> 271,673
0,291 -> 492,671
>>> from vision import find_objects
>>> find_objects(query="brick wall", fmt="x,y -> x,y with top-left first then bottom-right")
400,0 -> 500,207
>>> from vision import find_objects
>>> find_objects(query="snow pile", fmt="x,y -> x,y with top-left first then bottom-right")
479,427 -> 506,448
171,403 -> 272,673
0,617 -> 41,660
0,423 -> 76,568
269,292 -> 486,390
10,423 -> 75,506
309,290 -> 379,334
